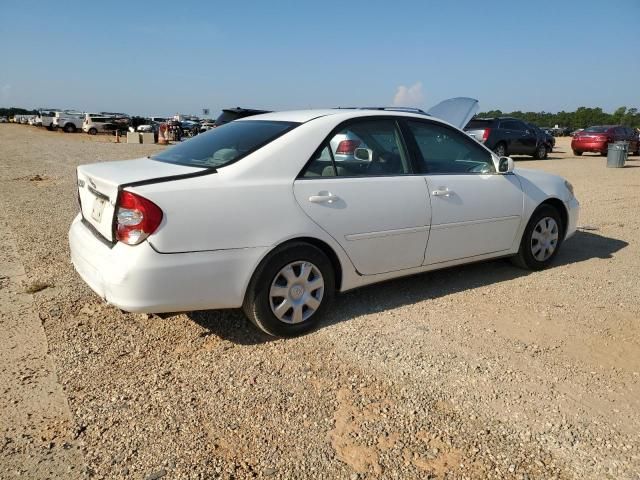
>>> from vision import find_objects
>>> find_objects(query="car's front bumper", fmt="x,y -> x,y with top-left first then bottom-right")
69,214 -> 268,313
564,196 -> 580,240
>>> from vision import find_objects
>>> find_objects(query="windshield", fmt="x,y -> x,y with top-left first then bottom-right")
584,126 -> 609,133
152,120 -> 298,168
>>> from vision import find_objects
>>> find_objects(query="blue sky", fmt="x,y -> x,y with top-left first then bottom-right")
2,0 -> 639,116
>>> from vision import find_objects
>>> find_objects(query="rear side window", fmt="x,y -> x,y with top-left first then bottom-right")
152,120 -> 298,168
583,126 -> 609,133
500,120 -> 522,130
407,120 -> 495,174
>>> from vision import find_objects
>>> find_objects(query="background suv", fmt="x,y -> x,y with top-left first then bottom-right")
465,117 -> 549,159
571,125 -> 639,156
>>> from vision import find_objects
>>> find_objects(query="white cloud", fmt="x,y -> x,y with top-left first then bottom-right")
392,81 -> 424,107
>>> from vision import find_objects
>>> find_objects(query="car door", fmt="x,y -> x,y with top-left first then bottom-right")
505,120 -> 536,154
403,119 -> 524,265
498,120 -> 519,153
294,118 -> 431,275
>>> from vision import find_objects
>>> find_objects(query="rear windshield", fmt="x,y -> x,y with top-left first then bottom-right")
465,119 -> 492,130
151,120 -> 298,169
583,126 -> 609,133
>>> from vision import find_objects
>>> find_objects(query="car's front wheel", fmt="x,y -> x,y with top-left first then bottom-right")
511,205 -> 563,270
243,242 -> 335,337
533,144 -> 548,160
573,150 -> 582,156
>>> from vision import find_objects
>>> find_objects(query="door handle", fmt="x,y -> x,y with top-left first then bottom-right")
309,193 -> 340,204
432,188 -> 454,197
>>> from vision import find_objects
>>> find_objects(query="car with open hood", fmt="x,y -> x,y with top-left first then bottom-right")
69,99 -> 579,337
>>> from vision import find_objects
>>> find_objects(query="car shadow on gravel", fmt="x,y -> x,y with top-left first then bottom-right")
188,231 -> 627,344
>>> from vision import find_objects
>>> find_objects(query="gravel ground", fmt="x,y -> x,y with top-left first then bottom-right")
0,124 -> 639,479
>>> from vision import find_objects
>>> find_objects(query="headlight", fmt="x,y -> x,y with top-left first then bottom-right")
564,180 -> 574,197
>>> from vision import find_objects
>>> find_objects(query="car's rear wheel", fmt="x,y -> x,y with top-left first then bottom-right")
600,151 -> 607,156
88,127 -> 97,135
243,242 -> 335,337
533,144 -> 547,160
511,205 -> 563,271
573,150 -> 582,156
64,123 -> 76,133
494,143 -> 507,157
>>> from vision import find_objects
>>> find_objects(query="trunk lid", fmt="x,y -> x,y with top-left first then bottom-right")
464,119 -> 492,142
426,97 -> 479,130
77,157 -> 204,241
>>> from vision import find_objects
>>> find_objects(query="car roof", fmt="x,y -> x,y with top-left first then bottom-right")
238,109 -> 452,125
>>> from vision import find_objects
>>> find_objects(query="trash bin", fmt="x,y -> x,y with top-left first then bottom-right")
607,141 -> 628,168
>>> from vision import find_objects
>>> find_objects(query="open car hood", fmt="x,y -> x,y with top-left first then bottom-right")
426,97 -> 479,130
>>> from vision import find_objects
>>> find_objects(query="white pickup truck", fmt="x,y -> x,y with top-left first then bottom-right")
52,111 -> 84,133
38,110 -> 58,130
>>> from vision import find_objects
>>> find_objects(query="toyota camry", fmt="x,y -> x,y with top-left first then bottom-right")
69,100 -> 579,336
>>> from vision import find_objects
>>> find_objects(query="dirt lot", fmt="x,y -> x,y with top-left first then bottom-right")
0,124 -> 639,479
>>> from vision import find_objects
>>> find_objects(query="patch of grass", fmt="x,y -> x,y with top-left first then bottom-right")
24,281 -> 51,294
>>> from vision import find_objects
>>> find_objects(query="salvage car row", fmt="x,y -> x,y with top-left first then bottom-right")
9,107 -> 270,137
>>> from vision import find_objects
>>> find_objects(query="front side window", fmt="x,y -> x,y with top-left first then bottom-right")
303,119 -> 411,178
153,120 -> 298,168
406,120 -> 495,174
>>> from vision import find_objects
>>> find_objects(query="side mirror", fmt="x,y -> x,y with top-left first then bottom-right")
498,156 -> 514,173
354,147 -> 373,162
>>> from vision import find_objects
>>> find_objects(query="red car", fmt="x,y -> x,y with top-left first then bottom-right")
571,125 -> 639,156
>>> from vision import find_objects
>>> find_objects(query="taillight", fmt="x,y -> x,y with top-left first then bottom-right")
335,139 -> 361,154
115,191 -> 163,245
482,128 -> 491,142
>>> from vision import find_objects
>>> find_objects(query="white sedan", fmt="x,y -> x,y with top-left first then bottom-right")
69,102 -> 579,336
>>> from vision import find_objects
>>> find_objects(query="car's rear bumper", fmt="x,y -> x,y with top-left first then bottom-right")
69,214 -> 268,313
571,140 -> 607,153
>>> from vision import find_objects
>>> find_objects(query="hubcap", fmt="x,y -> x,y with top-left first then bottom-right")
269,261 -> 324,324
531,217 -> 559,261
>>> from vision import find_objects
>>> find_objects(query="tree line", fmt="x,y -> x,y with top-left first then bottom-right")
0,107 -> 38,117
475,106 -> 640,129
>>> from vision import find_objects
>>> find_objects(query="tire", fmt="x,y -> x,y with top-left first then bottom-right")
494,143 -> 507,157
242,242 -> 335,337
573,150 -> 582,156
63,123 -> 76,133
511,205 -> 563,271
88,128 -> 97,135
600,151 -> 607,157
533,144 -> 547,160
